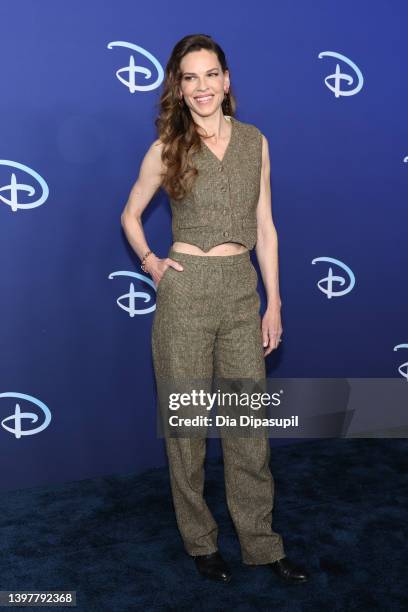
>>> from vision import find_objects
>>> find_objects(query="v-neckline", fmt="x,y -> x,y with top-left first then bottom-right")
200,115 -> 235,165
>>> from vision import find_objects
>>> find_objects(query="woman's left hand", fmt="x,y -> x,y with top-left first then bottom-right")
261,305 -> 283,356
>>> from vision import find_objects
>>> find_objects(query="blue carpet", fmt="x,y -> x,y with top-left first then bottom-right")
1,438 -> 407,611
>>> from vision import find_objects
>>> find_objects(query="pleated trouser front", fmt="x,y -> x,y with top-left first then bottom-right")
151,247 -> 285,564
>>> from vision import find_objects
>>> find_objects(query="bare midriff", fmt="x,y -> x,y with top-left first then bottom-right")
171,242 -> 249,256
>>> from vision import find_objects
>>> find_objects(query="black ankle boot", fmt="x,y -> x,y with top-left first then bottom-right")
193,551 -> 232,583
269,556 -> 309,583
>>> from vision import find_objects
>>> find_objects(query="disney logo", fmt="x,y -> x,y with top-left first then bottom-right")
0,392 -> 51,439
107,41 -> 164,93
393,344 -> 408,381
0,160 -> 49,212
312,257 -> 355,298
109,270 -> 157,316
318,51 -> 364,97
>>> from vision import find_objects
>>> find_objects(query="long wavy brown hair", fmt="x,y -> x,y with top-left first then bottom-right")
154,34 -> 237,201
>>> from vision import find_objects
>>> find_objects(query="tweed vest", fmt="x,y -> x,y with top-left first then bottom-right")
169,115 -> 262,252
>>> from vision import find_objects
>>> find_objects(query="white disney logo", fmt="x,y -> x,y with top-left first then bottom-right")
318,51 -> 364,97
107,41 -> 164,93
109,270 -> 157,316
0,160 -> 49,212
0,392 -> 51,439
393,344 -> 408,381
312,257 -> 356,298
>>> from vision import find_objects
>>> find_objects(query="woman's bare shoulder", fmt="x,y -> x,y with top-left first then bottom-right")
150,137 -> 165,152
147,137 -> 164,160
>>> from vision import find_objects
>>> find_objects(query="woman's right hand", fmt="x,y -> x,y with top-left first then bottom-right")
144,254 -> 184,287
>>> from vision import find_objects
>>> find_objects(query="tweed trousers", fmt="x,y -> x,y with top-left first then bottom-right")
151,247 -> 286,565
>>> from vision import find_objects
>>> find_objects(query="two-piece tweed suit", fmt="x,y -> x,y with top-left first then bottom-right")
151,116 -> 286,564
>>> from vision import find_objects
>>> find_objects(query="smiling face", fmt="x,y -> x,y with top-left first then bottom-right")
178,48 -> 230,118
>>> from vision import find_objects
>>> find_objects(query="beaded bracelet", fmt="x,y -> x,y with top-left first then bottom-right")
140,249 -> 153,273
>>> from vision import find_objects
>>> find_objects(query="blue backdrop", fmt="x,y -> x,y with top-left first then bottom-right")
1,0 -> 407,492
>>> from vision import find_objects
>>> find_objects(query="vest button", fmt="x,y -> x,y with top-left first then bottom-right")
223,230 -> 229,237
223,209 -> 227,214
218,165 -> 224,172
220,185 -> 227,192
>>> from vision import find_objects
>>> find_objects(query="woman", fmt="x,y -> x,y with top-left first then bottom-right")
121,34 -> 309,585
